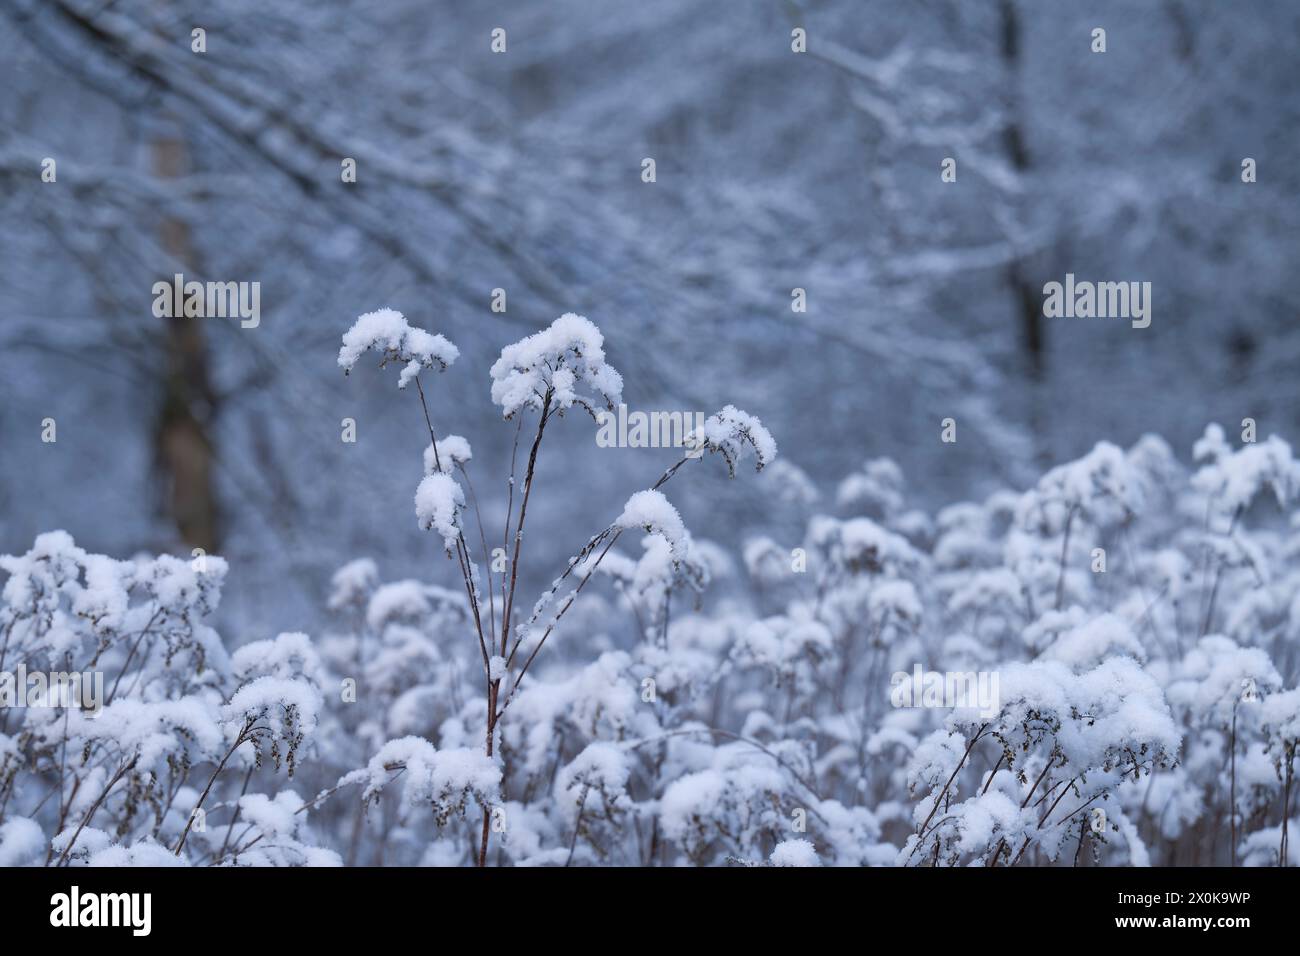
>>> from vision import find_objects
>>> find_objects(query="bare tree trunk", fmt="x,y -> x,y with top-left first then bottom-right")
998,0 -> 1048,465
152,129 -> 220,553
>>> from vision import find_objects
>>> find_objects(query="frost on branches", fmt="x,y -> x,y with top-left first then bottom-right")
5,305 -> 1300,870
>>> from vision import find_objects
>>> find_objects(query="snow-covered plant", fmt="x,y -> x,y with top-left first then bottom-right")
0,536 -> 331,867
9,334 -> 1300,869
902,657 -> 1180,867
338,307 -> 459,390
332,309 -> 774,866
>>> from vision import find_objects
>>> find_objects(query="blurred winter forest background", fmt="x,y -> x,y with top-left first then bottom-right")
1,0 -> 1298,635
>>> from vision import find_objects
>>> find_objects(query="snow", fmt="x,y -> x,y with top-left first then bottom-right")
659,769 -> 728,842
232,631 -> 324,685
1192,428 -> 1300,515
365,579 -> 433,631
742,536 -> 791,584
555,742 -> 632,820
815,515 -> 922,576
237,791 -> 300,838
490,313 -> 623,417
658,748 -> 792,864
837,457 -> 905,517
327,557 -> 378,611
1261,688 -> 1300,749
338,737 -> 502,825
0,818 -> 44,866
7,315 -> 1300,870
338,735 -> 439,805
422,748 -> 502,819
78,697 -> 226,774
769,838 -> 819,867
1018,440 -> 1141,533
615,489 -> 686,550
688,405 -> 778,476
1040,612 -> 1146,671
8,3 -> 1300,874
222,674 -> 323,774
87,840 -> 189,867
423,434 -> 473,475
1166,636 -> 1282,725
868,579 -> 923,624
338,308 -> 459,389
414,472 -> 465,551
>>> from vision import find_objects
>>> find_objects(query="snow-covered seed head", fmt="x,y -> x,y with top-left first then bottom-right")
1017,441 -> 1141,534
489,313 -> 623,419
615,489 -> 687,552
686,405 -> 778,477
415,472 -> 465,553
1191,428 -> 1300,515
339,308 -> 459,390
423,435 -> 473,476
222,676 -> 323,779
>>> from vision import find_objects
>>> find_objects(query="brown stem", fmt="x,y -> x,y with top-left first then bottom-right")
414,381 -> 491,668
216,765 -> 255,862
459,464 -> 498,648
499,391 -> 552,663
106,609 -> 162,705
913,725 -> 987,855
499,531 -> 622,717
44,774 -> 83,865
1230,705 -> 1238,866
479,394 -> 552,868
1280,744 -> 1294,867
174,717 -> 254,855
1055,505 -> 1077,611
991,754 -> 1058,866
1200,504 -> 1244,637
55,756 -> 137,866
564,785 -> 589,867
981,752 -> 1006,796
501,417 -> 523,654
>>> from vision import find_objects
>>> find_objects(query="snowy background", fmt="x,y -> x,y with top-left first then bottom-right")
1,0 -> 1298,867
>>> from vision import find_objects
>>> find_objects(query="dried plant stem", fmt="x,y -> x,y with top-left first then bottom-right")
1230,705 -> 1238,866
55,755 -> 137,866
1054,505 -> 1077,611
174,716 -> 256,855
1281,744 -> 1294,867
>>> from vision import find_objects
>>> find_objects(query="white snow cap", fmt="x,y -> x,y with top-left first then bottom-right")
0,818 -> 45,867
423,435 -> 473,475
770,838 -> 820,867
415,472 -> 465,551
339,308 -> 459,389
688,405 -> 778,476
490,313 -> 623,417
615,489 -> 686,550
328,557 -> 379,611
1191,424 -> 1300,513
337,737 -> 502,823
223,675 -> 322,738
